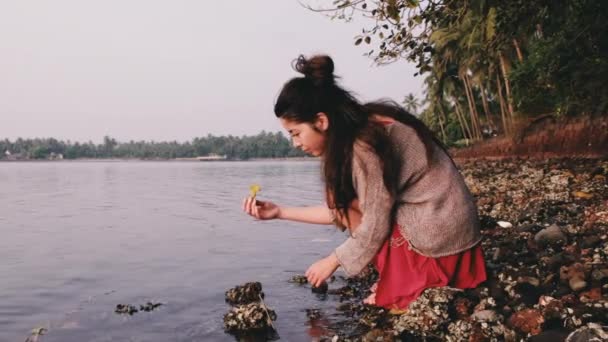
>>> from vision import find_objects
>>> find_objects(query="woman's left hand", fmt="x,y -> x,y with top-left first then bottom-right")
305,253 -> 340,287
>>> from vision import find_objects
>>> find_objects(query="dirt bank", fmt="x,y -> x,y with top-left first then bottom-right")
451,115 -> 608,160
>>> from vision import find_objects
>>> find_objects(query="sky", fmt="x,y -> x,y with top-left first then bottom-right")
0,0 -> 423,143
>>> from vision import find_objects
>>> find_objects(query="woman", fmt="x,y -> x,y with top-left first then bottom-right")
243,55 -> 486,310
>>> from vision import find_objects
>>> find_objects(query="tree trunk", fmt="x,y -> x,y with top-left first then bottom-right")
454,100 -> 473,141
513,38 -> 523,63
496,73 -> 510,135
454,105 -> 469,141
479,81 -> 495,130
461,74 -> 482,140
468,75 -> 483,139
437,104 -> 448,142
498,52 -> 515,120
536,23 -> 543,38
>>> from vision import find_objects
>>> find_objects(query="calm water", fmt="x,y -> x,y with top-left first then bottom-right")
0,161 -> 348,342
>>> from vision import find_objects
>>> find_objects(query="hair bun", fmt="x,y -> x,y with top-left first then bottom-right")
293,55 -> 335,86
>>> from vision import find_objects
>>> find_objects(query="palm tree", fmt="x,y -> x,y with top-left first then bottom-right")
402,93 -> 420,115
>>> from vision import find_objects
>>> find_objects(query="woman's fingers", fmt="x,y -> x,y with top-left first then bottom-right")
243,196 -> 256,217
252,200 -> 260,219
244,196 -> 251,214
305,269 -> 318,287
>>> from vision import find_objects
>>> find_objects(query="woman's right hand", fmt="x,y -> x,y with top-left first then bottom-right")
242,196 -> 280,220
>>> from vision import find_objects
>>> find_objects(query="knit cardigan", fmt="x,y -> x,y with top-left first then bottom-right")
334,121 -> 482,276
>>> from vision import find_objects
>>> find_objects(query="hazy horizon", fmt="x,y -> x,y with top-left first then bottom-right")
1,1 -> 423,144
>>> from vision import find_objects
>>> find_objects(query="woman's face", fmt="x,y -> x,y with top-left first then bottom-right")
280,114 -> 328,157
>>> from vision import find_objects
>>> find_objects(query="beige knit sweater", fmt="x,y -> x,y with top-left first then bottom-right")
334,121 -> 482,276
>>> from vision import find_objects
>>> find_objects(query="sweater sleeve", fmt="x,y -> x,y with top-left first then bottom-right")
334,144 -> 394,276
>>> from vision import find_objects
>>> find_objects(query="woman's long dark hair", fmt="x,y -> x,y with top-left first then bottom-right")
274,55 -> 440,223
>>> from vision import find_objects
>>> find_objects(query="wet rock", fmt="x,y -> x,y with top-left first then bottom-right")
115,304 -> 139,315
312,281 -> 328,294
390,287 -> 457,338
223,302 -> 277,331
139,302 -> 162,312
327,285 -> 359,300
225,282 -> 264,305
565,323 -> 608,342
223,281 -> 278,339
289,275 -> 308,284
534,224 -> 567,246
358,306 -> 388,328
114,301 -> 163,315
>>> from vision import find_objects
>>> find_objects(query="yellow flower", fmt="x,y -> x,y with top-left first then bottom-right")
249,184 -> 261,198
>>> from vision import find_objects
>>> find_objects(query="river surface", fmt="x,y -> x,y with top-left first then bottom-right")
0,160 -> 349,341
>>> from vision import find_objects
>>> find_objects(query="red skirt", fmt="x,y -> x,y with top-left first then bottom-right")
373,224 -> 487,310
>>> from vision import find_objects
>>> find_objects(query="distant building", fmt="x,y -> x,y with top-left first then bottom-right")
49,152 -> 64,160
196,153 -> 227,161
4,151 -> 25,161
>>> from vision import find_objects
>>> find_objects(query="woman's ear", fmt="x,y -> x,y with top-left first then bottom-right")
314,112 -> 329,132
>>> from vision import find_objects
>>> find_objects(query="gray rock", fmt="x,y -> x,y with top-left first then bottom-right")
591,268 -> 608,281
471,309 -> 500,323
517,276 -> 540,287
566,323 -> 608,342
534,224 -> 567,246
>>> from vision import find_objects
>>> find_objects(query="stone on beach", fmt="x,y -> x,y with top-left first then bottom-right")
224,281 -> 264,306
534,224 -> 567,246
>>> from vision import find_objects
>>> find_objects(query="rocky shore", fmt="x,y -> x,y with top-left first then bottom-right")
293,158 -> 608,341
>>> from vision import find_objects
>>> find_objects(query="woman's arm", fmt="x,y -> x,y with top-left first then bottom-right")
243,196 -> 335,225
278,205 -> 334,225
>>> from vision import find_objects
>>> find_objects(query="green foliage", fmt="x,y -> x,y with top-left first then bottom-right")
306,0 -> 608,145
30,145 -> 50,159
0,132 -> 305,160
509,0 -> 608,115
